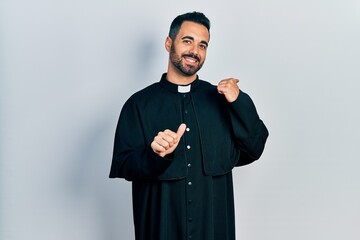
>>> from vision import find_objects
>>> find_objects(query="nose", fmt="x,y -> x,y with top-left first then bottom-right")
188,45 -> 200,58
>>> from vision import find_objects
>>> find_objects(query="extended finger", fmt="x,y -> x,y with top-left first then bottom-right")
219,78 -> 239,85
176,123 -> 186,138
231,78 -> 239,84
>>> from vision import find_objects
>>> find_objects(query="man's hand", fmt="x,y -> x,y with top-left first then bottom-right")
217,78 -> 240,103
151,123 -> 187,157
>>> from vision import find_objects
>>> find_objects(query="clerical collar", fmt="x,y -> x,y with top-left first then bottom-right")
178,85 -> 191,93
159,73 -> 201,94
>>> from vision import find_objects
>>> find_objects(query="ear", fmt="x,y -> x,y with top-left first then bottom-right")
165,36 -> 172,53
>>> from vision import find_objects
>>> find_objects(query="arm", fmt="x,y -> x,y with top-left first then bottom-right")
217,78 -> 269,166
109,99 -> 176,181
229,92 -> 269,165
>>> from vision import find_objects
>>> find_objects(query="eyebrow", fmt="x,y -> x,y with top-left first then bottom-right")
181,36 -> 209,47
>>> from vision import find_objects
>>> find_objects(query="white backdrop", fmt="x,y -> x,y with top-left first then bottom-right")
1,0 -> 360,239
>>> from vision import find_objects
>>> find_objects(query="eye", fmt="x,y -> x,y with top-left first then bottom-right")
200,44 -> 207,50
183,39 -> 192,44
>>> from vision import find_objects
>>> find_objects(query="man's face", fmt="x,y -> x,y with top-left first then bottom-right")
168,21 -> 209,76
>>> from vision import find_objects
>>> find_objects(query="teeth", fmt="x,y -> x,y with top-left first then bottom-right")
185,57 -> 197,63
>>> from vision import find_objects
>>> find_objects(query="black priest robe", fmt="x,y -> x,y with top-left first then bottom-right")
110,73 -> 269,240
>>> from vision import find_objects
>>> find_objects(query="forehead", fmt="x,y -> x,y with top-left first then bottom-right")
177,21 -> 210,42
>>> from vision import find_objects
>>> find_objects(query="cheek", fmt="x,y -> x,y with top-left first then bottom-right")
179,46 -> 191,54
173,44 -> 186,54
200,51 -> 207,61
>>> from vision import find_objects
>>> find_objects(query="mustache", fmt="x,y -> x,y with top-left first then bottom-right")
182,54 -> 200,62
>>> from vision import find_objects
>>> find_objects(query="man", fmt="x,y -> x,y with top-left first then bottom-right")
110,11 -> 269,240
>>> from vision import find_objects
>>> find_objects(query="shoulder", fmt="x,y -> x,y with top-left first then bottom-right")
197,79 -> 219,96
119,83 -> 157,113
132,82 -> 160,98
196,79 -> 222,99
125,82 -> 161,104
198,79 -> 216,89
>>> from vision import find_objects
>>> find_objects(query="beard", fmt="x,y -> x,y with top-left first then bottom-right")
170,44 -> 204,76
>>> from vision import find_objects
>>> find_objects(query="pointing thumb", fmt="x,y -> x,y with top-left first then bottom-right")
176,123 -> 187,138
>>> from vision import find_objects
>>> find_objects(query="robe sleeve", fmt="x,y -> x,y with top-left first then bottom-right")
109,97 -> 173,181
228,91 -> 269,166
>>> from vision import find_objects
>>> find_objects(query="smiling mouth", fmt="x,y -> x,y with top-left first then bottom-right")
183,54 -> 200,64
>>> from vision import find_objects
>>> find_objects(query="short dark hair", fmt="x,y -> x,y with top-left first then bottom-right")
168,11 -> 210,40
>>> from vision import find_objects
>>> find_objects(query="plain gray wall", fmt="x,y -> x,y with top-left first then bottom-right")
1,0 -> 360,239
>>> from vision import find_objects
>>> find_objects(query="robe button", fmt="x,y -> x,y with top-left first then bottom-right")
188,217 -> 193,222
187,163 -> 191,167
187,145 -> 191,149
188,181 -> 192,186
186,127 -> 190,132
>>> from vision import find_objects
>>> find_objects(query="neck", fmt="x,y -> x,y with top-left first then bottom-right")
166,64 -> 197,85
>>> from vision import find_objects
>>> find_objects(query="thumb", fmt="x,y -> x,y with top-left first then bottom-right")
176,123 -> 187,138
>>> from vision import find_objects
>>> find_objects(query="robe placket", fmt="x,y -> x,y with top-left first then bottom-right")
182,92 -> 207,240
